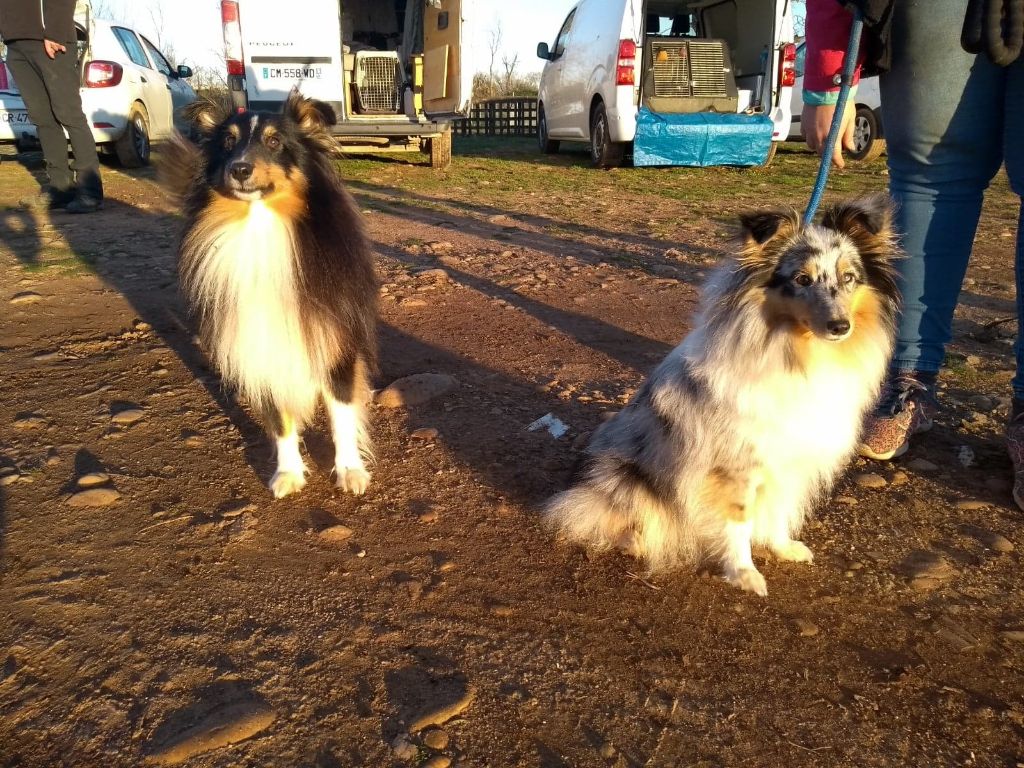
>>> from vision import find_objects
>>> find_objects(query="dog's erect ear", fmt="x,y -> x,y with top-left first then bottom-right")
821,194 -> 893,253
738,208 -> 800,247
284,88 -> 337,132
185,98 -> 228,136
824,194 -> 901,309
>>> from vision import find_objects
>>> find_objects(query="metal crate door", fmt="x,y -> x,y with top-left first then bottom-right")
353,51 -> 403,114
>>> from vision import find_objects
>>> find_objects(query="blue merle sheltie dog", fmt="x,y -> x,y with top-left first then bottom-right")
544,196 -> 901,596
162,90 -> 377,499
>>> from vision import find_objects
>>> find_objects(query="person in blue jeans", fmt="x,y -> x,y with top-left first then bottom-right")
803,0 -> 1024,508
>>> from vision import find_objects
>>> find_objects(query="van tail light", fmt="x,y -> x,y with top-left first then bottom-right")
221,0 -> 245,77
84,61 -> 123,88
616,39 -> 636,86
779,43 -> 797,88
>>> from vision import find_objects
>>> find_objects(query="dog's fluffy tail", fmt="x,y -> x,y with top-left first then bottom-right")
543,461 -> 694,573
157,131 -> 203,204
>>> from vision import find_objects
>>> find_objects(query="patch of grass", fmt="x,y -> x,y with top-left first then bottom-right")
333,136 -> 1016,254
17,245 -> 98,276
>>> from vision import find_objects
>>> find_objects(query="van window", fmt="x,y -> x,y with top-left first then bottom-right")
112,27 -> 150,69
795,42 -> 806,77
553,9 -> 576,58
645,13 -> 697,36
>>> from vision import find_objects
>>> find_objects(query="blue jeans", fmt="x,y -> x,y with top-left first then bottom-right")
880,0 -> 1024,395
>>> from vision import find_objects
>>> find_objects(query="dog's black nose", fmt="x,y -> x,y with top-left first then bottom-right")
827,319 -> 851,336
230,162 -> 254,181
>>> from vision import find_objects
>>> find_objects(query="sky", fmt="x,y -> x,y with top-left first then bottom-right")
97,0 -> 571,79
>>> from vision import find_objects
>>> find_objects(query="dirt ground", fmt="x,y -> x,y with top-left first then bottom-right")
1,139 -> 1023,768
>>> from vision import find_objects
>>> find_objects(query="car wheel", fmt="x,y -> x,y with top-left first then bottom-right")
590,102 -> 624,169
849,106 -> 885,162
538,105 -> 559,154
115,104 -> 151,168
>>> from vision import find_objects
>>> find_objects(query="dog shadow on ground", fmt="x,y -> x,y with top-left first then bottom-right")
0,160 -> 272,488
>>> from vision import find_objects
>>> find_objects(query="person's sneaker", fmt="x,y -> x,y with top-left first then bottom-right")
19,187 -> 75,210
1007,411 -> 1024,512
65,193 -> 103,214
858,374 -> 936,460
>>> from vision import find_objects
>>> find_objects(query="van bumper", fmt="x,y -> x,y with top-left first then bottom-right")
607,88 -> 637,143
328,120 -> 451,138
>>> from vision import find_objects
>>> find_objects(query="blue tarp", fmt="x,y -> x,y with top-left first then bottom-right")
632,108 -> 775,167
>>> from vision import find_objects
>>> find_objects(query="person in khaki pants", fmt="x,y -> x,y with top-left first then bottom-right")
1,0 -> 103,213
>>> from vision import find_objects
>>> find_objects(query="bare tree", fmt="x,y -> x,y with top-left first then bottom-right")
89,0 -> 123,22
487,21 -> 502,98
501,52 -> 519,96
146,2 -> 177,64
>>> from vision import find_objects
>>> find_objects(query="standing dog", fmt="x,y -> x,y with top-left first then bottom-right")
164,91 -> 378,498
544,197 -> 900,595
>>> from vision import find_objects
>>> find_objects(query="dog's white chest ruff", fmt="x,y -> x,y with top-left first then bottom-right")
188,201 -> 321,418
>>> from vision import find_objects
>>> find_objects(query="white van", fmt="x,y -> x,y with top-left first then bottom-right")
220,0 -> 473,168
536,0 -> 796,167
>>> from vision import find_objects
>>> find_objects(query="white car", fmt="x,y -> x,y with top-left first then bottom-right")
788,41 -> 885,161
0,9 -> 196,167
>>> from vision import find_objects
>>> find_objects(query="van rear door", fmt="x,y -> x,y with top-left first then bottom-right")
422,0 -> 471,117
240,0 -> 345,116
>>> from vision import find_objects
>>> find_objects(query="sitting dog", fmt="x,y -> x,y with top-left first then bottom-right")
163,91 -> 378,498
544,196 -> 900,595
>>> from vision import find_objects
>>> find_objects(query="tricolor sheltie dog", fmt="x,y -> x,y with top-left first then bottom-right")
163,91 -> 378,499
544,196 -> 900,596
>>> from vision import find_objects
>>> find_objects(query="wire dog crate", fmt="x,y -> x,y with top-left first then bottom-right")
643,38 -> 738,113
353,51 -> 403,114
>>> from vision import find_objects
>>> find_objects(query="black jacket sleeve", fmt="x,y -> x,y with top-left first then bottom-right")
840,0 -> 896,77
0,0 -> 76,44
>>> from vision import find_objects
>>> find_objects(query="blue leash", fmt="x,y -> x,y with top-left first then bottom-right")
803,7 -> 865,225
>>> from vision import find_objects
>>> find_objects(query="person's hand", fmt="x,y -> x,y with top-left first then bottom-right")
802,101 -> 856,169
43,39 -> 67,59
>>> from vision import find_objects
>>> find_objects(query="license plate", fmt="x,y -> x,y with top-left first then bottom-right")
0,110 -> 31,124
259,65 -> 324,81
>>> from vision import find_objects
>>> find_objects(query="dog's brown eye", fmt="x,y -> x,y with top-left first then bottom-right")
843,272 -> 857,284
266,135 -> 281,150
223,134 -> 236,150
794,274 -> 813,287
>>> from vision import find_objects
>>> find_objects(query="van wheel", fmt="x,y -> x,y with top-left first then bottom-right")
590,102 -> 624,168
538,105 -> 559,154
116,104 -> 151,168
428,130 -> 452,170
849,107 -> 885,162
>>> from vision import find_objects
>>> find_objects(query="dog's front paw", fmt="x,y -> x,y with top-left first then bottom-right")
772,539 -> 814,563
726,567 -> 768,597
270,470 -> 307,498
336,467 -> 371,495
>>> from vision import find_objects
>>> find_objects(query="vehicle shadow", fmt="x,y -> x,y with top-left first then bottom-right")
347,178 -> 724,276
374,241 -> 674,372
